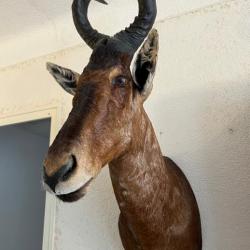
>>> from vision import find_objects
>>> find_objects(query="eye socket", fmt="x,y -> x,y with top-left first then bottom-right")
112,75 -> 127,87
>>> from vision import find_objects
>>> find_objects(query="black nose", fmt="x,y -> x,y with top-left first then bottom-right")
44,155 -> 76,192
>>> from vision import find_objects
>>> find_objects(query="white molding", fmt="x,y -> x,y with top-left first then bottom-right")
0,107 -> 60,250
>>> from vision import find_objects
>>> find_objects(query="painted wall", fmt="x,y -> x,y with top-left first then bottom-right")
0,0 -> 249,249
0,0 -> 224,68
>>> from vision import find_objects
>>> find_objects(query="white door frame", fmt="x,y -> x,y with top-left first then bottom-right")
0,107 -> 59,250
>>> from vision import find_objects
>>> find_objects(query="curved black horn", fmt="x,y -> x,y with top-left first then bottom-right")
72,0 -> 109,49
115,0 -> 157,53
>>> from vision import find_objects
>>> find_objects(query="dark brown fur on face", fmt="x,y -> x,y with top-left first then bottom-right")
43,0 -> 202,249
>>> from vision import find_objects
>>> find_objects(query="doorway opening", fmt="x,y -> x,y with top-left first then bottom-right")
0,116 -> 54,250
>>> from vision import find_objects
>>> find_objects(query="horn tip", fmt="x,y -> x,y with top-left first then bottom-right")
95,0 -> 108,5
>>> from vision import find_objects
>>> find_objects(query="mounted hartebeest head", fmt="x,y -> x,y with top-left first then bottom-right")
43,0 -> 158,202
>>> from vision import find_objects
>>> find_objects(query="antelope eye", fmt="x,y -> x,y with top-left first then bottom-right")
112,76 -> 127,87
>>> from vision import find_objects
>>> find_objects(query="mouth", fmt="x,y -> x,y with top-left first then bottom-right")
56,178 -> 93,203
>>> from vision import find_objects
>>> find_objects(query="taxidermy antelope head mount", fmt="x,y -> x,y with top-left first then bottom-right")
43,1 -> 202,249
43,0 -> 158,201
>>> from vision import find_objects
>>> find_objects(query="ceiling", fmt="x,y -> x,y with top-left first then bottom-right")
0,0 -> 221,68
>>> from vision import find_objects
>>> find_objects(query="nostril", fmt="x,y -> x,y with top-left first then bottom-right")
43,155 -> 77,193
61,155 -> 77,182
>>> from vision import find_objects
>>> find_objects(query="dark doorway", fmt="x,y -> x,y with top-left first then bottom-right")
0,118 -> 50,250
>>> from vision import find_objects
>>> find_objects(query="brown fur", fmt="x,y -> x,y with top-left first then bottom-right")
43,30 -> 202,249
109,109 -> 202,250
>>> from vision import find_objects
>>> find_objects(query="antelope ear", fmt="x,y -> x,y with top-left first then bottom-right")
46,62 -> 80,95
131,29 -> 159,101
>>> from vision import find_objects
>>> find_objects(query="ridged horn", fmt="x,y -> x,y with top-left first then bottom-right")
72,0 -> 157,53
114,0 -> 157,53
72,0 -> 109,49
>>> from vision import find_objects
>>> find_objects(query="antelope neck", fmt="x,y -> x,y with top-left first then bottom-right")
109,109 -> 170,232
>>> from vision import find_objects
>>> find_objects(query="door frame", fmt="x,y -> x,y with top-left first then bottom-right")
0,107 -> 59,250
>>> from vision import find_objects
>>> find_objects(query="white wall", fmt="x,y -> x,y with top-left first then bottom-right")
0,0 -> 249,249
0,0 -> 224,68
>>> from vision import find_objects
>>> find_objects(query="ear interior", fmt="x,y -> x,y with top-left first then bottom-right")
134,56 -> 154,91
46,62 -> 80,95
132,29 -> 159,97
